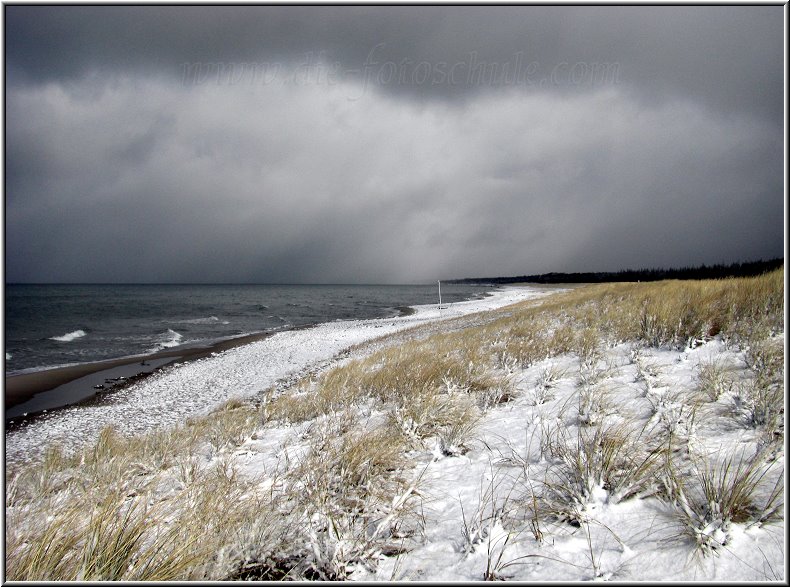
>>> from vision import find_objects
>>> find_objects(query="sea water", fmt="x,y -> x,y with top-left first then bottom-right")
4,283 -> 491,374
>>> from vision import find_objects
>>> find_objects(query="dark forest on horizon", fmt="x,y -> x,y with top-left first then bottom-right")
447,258 -> 784,285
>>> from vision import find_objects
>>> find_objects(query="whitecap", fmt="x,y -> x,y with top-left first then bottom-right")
5,353 -> 11,360
50,329 -> 87,342
149,329 -> 184,352
176,316 -> 220,325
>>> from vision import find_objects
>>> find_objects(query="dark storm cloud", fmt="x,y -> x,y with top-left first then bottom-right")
3,6 -> 784,283
5,6 -> 782,120
4,6 -> 441,83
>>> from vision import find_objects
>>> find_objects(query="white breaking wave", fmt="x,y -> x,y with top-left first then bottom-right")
177,316 -> 221,325
173,316 -> 230,326
160,329 -> 183,348
149,329 -> 183,352
50,329 -> 87,342
5,353 -> 11,360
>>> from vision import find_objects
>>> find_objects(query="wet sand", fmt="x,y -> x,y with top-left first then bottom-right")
4,331 -> 278,411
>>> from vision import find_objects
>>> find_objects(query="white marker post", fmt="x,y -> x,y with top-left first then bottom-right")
438,280 -> 442,315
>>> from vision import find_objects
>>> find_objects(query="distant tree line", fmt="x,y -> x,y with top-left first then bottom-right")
447,258 -> 784,285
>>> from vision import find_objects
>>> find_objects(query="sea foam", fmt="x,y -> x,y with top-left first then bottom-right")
50,329 -> 87,342
149,329 -> 184,352
177,316 -> 220,325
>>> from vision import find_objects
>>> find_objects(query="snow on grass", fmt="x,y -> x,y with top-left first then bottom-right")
5,271 -> 785,581
352,337 -> 784,581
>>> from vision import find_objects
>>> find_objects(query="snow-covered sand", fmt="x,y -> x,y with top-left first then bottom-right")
352,338 -> 785,581
224,333 -> 784,582
5,286 -> 551,466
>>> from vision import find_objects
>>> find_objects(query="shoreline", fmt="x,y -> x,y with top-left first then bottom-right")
3,305 -> 428,416
4,328 -> 330,420
4,332 -> 268,408
5,286 -> 553,465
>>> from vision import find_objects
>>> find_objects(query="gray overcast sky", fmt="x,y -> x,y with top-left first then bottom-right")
3,5 -> 785,283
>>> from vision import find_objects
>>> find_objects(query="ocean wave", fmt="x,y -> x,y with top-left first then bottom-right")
50,329 -> 87,342
5,353 -> 11,360
149,329 -> 183,352
176,316 -> 221,325
188,316 -> 219,324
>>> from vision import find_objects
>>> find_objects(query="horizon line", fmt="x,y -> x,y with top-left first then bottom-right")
3,282 -> 459,287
